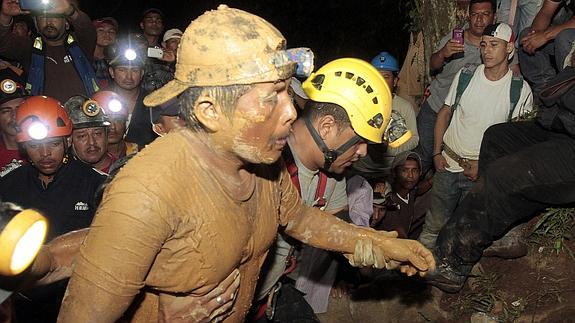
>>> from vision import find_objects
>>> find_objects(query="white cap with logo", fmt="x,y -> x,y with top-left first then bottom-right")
482,23 -> 515,60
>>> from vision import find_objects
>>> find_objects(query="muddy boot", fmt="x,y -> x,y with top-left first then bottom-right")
483,223 -> 528,259
423,255 -> 470,293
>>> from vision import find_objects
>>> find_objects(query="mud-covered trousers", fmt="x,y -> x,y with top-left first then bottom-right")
435,121 -> 575,275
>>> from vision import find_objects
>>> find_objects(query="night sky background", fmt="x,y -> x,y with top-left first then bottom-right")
80,0 -> 413,68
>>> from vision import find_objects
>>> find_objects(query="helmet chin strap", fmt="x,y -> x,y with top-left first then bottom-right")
304,116 -> 362,171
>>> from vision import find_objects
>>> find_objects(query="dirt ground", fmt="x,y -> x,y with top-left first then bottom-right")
317,223 -> 575,323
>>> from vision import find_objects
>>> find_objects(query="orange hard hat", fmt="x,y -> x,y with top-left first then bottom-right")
91,90 -> 127,118
16,96 -> 72,143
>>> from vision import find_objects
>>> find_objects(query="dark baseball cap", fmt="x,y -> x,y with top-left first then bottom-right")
151,97 -> 180,124
391,150 -> 422,171
93,17 -> 119,31
141,8 -> 164,21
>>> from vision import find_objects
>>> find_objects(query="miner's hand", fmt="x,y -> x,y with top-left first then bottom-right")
380,238 -> 436,276
344,235 -> 435,277
158,269 -> 240,323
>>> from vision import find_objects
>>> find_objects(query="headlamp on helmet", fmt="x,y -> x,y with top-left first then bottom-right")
124,48 -> 138,62
64,96 -> 110,129
82,100 -> 101,117
26,120 -> 49,140
286,48 -> 315,78
91,91 -> 126,118
108,35 -> 147,67
107,98 -> 122,113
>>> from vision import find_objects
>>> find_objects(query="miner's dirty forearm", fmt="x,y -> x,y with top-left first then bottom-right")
284,205 -> 393,254
30,229 -> 89,287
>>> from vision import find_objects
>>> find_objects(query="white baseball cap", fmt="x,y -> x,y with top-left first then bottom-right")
482,23 -> 515,59
163,28 -> 183,43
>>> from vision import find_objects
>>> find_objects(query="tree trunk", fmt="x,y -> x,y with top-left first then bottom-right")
417,0 -> 470,84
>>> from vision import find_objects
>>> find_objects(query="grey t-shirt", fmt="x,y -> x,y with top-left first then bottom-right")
426,33 -> 483,113
254,143 -> 347,301
427,31 -> 521,113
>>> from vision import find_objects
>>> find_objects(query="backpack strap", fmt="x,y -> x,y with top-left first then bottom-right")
452,63 -> 479,112
282,147 -> 328,209
314,172 -> 328,208
508,75 -> 523,120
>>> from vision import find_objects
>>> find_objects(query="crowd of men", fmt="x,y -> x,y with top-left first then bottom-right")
0,0 -> 573,321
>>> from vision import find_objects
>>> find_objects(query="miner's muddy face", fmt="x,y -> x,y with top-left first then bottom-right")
228,79 -> 297,164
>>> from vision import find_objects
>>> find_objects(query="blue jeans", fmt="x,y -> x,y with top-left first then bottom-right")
519,27 -> 575,98
418,169 -> 473,249
414,101 -> 437,175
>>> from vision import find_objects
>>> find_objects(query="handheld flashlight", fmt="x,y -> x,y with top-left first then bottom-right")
0,209 -> 48,276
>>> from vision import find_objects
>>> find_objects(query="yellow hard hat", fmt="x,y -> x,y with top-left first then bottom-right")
302,58 -> 392,143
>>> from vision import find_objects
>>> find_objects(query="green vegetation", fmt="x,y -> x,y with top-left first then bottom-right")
450,271 -> 525,322
527,207 -> 575,258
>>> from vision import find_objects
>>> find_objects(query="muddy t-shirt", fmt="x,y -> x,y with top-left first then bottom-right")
62,128 -> 306,322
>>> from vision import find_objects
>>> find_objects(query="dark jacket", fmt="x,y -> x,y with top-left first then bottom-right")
538,66 -> 575,138
0,158 -> 106,240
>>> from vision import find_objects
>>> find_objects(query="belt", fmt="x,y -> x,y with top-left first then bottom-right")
442,143 -> 477,169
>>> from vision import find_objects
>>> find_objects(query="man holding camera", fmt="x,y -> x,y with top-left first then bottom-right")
0,0 -> 98,102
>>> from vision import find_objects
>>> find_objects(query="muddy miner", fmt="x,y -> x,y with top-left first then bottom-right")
50,5 -> 434,323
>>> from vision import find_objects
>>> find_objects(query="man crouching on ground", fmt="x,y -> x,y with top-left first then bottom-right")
57,5 -> 434,323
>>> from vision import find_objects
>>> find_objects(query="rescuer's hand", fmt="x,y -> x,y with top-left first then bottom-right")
158,269 -> 240,323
